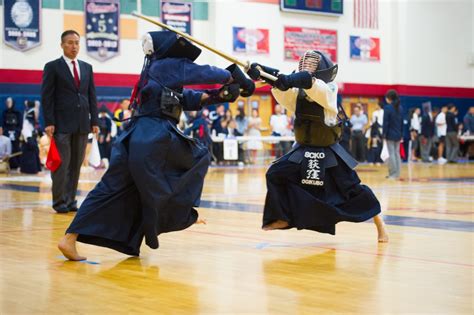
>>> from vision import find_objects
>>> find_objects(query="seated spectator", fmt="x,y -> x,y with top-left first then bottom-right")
223,119 -> 243,138
463,106 -> 474,135
0,134 -> 12,160
114,99 -> 132,136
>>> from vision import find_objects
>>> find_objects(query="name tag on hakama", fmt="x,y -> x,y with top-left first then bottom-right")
300,149 -> 326,186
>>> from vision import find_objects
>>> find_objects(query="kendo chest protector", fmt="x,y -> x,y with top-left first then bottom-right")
294,91 -> 341,147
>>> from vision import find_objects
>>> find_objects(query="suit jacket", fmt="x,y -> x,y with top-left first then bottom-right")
41,57 -> 98,134
382,104 -> 403,141
421,114 -> 435,138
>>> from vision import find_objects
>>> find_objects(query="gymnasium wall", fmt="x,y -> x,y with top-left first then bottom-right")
0,0 -> 473,113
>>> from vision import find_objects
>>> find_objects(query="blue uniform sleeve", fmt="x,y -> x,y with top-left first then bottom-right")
148,58 -> 231,88
181,59 -> 232,86
383,107 -> 390,138
181,89 -> 204,111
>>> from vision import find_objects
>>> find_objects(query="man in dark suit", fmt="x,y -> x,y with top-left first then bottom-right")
41,30 -> 99,213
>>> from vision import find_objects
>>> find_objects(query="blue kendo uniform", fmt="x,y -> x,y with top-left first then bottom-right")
66,31 -> 250,255
249,51 -> 381,235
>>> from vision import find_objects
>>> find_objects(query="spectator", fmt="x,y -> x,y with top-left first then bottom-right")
0,134 -> 12,160
1,97 -> 22,169
270,104 -> 291,157
435,106 -> 448,164
367,103 -> 383,165
340,119 -> 352,153
223,119 -> 242,137
247,108 -> 263,164
350,104 -> 367,162
371,101 -> 384,127
409,107 -> 421,161
235,106 -> 248,136
420,107 -> 435,163
114,98 -> 132,136
383,90 -> 403,179
97,106 -> 112,161
210,104 -> 226,136
223,108 -> 233,129
184,110 -> 212,150
20,100 -> 41,174
463,106 -> 474,134
210,104 -> 226,163
41,30 -> 99,213
445,104 -> 459,163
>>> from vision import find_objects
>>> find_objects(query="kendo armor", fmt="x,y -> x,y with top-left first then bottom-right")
294,50 -> 341,147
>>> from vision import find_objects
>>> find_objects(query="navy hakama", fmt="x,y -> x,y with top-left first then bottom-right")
66,54 -> 231,255
263,143 -> 381,235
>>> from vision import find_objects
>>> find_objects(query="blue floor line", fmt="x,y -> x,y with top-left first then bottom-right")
1,183 -> 473,233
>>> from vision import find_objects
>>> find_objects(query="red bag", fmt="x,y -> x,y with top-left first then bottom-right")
46,138 -> 62,172
400,141 -> 406,160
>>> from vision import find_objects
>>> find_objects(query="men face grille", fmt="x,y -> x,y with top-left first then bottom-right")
298,51 -> 320,74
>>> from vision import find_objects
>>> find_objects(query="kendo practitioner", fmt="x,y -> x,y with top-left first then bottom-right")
59,31 -> 255,260
20,101 -> 41,174
247,51 -> 389,242
2,97 -> 22,169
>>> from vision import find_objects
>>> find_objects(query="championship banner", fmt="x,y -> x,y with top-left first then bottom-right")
350,35 -> 380,61
161,1 -> 192,35
85,0 -> 120,61
233,27 -> 269,54
3,0 -> 41,51
284,26 -> 337,62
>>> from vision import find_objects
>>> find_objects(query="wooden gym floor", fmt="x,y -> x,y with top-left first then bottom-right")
0,162 -> 473,314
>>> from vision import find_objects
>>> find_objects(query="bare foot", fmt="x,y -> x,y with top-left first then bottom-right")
378,231 -> 389,243
195,218 -> 207,225
58,233 -> 87,261
374,215 -> 389,243
263,220 -> 289,231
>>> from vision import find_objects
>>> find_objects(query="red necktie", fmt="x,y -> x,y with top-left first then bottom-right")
71,60 -> 80,88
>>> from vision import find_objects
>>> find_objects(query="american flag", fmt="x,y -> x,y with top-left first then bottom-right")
354,0 -> 379,29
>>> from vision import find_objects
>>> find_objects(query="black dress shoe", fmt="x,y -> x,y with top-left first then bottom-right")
69,207 -> 78,212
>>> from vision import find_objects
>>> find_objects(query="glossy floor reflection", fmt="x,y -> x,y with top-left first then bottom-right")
0,162 -> 473,314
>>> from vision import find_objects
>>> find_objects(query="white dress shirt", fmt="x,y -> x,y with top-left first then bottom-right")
62,55 -> 81,80
435,112 -> 447,137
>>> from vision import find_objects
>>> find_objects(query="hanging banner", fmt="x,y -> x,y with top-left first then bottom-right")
350,36 -> 380,61
233,27 -> 269,55
3,0 -> 41,51
161,1 -> 192,35
284,26 -> 337,62
85,0 -> 120,61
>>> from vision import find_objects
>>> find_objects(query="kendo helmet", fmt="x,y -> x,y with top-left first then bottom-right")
298,50 -> 338,83
141,31 -> 201,61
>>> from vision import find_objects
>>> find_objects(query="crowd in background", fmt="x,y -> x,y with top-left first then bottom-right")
181,103 -> 294,165
1,94 -> 474,174
346,100 -> 474,170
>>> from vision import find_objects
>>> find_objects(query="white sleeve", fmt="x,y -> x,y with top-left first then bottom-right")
303,80 -> 339,126
271,88 -> 298,113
